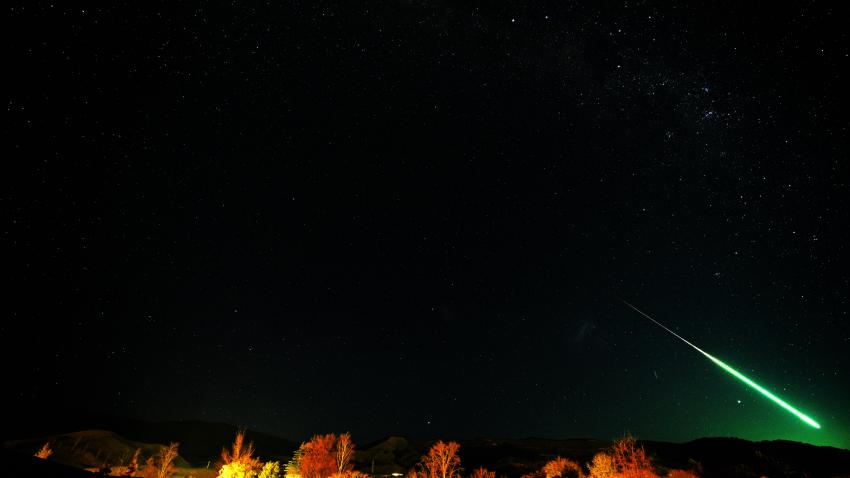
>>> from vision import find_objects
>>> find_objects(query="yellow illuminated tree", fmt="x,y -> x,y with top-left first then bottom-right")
219,462 -> 259,478
285,447 -> 304,478
259,461 -> 283,478
218,430 -> 265,478
222,430 -> 263,469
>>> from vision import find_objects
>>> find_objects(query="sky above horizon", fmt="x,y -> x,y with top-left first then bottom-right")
7,1 -> 849,450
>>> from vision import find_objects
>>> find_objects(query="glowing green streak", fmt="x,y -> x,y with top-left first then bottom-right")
701,351 -> 821,429
620,299 -> 821,430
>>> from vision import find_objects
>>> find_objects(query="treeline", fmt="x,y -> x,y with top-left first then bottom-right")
33,432 -> 701,478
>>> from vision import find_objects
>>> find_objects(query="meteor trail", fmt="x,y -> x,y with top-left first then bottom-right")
620,299 -> 821,429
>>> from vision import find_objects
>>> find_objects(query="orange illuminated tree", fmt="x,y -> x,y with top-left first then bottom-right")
34,442 -> 53,459
297,434 -> 338,478
609,435 -> 657,478
417,440 -> 462,478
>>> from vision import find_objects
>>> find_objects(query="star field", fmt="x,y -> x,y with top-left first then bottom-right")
5,1 -> 849,449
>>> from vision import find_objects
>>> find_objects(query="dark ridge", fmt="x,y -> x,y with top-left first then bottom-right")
0,405 -> 297,465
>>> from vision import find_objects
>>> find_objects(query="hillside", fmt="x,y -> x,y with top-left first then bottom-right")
1,406 -> 298,465
3,429 -> 189,471
356,435 -> 431,474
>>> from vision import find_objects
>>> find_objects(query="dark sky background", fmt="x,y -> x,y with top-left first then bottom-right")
6,1 -> 849,450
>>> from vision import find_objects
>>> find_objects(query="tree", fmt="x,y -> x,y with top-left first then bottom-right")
143,442 -> 179,478
219,462 -> 258,478
470,466 -> 495,478
128,448 -> 142,476
586,452 -> 616,478
222,430 -> 263,470
34,442 -> 53,459
259,461 -> 283,478
609,435 -> 657,478
542,457 -> 583,478
334,432 -> 355,475
219,430 -> 264,478
297,434 -> 337,478
418,441 -> 462,478
285,447 -> 304,478
113,448 -> 142,476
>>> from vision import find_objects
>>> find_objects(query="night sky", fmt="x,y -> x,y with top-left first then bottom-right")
7,2 -> 849,450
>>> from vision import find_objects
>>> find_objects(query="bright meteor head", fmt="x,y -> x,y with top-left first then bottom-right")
619,299 -> 821,430
702,352 -> 821,429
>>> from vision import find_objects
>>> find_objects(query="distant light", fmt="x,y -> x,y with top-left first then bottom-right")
392,473 -> 403,476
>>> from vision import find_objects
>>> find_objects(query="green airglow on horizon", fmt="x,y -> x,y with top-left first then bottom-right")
619,299 -> 822,431
700,350 -> 821,429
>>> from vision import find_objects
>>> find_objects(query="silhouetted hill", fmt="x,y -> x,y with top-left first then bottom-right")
356,435 -> 430,474
644,437 -> 850,478
107,418 -> 298,465
0,406 -> 297,465
4,429 -> 189,470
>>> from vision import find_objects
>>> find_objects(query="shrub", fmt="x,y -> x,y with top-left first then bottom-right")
542,457 -> 583,478
143,442 -> 179,478
609,435 -> 657,478
470,467 -> 495,478
34,442 -> 53,459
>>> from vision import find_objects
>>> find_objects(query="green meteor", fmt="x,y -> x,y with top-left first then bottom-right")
620,299 -> 821,429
